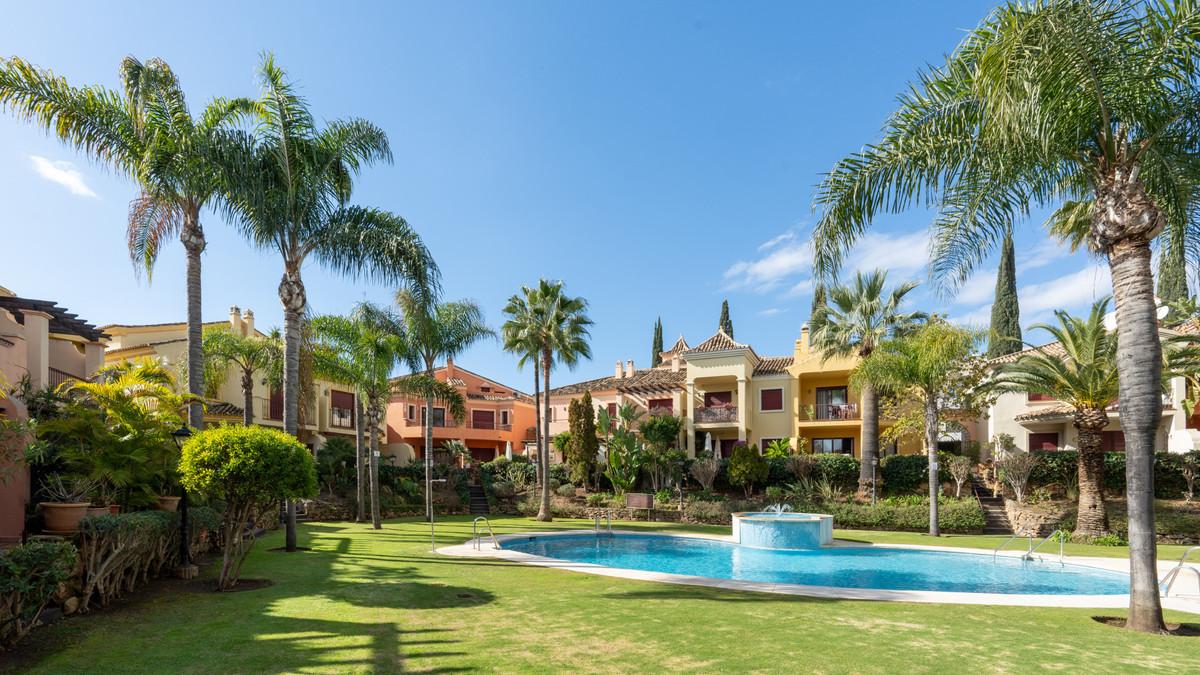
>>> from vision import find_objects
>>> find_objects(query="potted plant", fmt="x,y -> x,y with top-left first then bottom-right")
39,474 -> 97,533
155,493 -> 181,511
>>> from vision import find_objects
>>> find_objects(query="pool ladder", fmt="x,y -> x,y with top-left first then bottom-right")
1159,546 -> 1200,598
992,531 -> 1065,564
594,509 -> 612,535
472,516 -> 499,551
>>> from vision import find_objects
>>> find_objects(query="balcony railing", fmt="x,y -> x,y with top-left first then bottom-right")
694,405 -> 738,424
812,403 -> 859,421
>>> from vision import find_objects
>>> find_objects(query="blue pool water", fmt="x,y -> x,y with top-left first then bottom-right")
502,534 -> 1129,595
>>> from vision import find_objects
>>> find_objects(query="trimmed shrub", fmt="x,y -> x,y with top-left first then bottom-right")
794,496 -> 984,534
490,481 -> 517,500
1027,451 -> 1188,498
727,444 -> 768,497
683,500 -> 729,524
556,483 -> 577,497
814,454 -> 859,491
0,540 -> 76,649
586,492 -> 612,507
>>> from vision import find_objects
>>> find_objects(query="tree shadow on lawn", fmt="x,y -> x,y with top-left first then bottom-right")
598,586 -> 838,605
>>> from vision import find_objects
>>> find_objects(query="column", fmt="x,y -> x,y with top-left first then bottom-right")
736,377 -> 748,442
23,310 -> 51,391
685,382 -> 696,457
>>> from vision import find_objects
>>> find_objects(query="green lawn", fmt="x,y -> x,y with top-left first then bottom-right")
6,517 -> 1197,674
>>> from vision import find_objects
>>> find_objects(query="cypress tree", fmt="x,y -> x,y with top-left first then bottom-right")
651,317 -> 663,366
1157,235 -> 1189,306
810,284 -> 827,329
987,231 -> 1022,358
719,299 -> 733,338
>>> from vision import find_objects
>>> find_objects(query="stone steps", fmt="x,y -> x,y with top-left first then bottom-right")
972,477 -> 1012,535
468,484 -> 490,515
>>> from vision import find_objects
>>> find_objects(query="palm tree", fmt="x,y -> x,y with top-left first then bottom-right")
201,327 -> 283,426
810,269 -> 924,494
312,304 -> 463,529
852,320 -> 981,537
0,56 -> 254,432
810,1 -> 1200,631
216,55 -> 438,549
502,280 -> 593,521
994,298 -> 1200,539
500,293 -> 544,492
394,291 -> 494,522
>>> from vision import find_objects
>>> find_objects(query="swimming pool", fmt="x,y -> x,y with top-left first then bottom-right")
501,533 -> 1130,596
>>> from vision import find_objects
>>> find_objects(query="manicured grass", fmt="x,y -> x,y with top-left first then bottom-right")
6,517 -> 1197,674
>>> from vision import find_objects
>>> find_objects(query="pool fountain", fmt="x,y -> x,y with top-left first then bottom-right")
731,508 -> 834,550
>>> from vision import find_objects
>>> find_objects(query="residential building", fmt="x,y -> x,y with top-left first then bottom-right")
102,306 -> 360,450
0,285 -> 107,543
383,358 -> 536,464
972,318 -> 1200,458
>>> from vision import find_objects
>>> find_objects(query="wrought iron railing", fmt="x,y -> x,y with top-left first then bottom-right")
814,403 -> 859,420
694,405 -> 738,423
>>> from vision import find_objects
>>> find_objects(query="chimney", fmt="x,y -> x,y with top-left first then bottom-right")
446,356 -> 456,380
799,324 -> 810,354
229,306 -> 242,334
671,352 -> 680,373
626,359 -> 635,378
615,360 -> 623,379
243,309 -> 255,336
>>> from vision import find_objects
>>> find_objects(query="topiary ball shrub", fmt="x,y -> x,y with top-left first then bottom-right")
180,425 -> 317,591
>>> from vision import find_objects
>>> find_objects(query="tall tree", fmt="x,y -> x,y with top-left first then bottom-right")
217,55 -> 438,550
651,317 -> 664,367
811,270 -> 924,495
393,291 -> 494,522
853,320 -> 982,536
566,391 -> 600,488
0,57 -> 254,433
718,299 -> 734,338
201,327 -> 283,425
312,304 -> 464,529
503,280 -> 593,521
988,231 -> 1023,358
811,1 -> 1200,631
810,284 -> 828,325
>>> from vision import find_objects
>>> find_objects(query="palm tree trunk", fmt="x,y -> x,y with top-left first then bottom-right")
181,208 -> 206,432
532,358 -> 541,483
539,350 -> 553,522
241,369 -> 255,426
859,380 -> 879,498
924,394 -> 940,537
369,400 -> 382,530
279,267 -> 306,553
1073,410 -> 1110,538
1107,235 -> 1167,632
424,358 -> 435,523
355,395 -> 366,523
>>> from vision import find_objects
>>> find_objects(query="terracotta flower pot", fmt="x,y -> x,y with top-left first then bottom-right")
86,506 -> 109,519
155,496 -> 181,512
108,504 -> 121,515
41,502 -> 90,533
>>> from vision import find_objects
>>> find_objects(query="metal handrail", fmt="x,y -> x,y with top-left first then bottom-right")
1160,546 -> 1200,597
594,509 -> 612,534
993,533 -> 1034,562
1027,530 -> 1067,564
472,516 -> 499,550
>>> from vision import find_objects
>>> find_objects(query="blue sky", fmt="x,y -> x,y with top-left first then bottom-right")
1,1 -> 1116,391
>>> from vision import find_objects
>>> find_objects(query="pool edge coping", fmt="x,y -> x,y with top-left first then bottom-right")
436,529 -> 1200,614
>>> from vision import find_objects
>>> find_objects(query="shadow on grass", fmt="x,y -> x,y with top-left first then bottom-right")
599,587 -> 834,604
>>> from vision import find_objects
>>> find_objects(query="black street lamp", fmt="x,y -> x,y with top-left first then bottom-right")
172,426 -> 199,579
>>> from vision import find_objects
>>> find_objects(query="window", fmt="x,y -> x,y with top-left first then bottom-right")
1028,392 -> 1056,402
330,390 -> 355,428
471,409 -> 496,430
760,388 -> 784,412
1101,430 -> 1125,452
407,404 -> 416,420
500,410 -> 511,426
813,437 -> 854,455
481,386 -> 491,393
1028,432 -> 1059,451
814,387 -> 848,419
268,388 -> 283,421
421,406 -> 447,427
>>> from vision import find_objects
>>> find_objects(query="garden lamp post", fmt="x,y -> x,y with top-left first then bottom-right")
871,457 -> 879,506
172,425 -> 199,580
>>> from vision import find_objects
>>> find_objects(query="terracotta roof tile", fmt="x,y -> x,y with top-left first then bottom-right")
986,342 -> 1066,365
753,356 -> 794,375
549,365 -> 687,396
205,400 -> 244,418
685,329 -> 749,354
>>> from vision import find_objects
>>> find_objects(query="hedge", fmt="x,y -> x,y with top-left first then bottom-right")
0,540 -> 77,650
796,496 -> 985,534
1028,451 -> 1191,499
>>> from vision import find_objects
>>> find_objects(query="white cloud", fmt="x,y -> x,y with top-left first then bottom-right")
784,278 -> 814,298
757,307 -> 786,317
947,304 -> 993,328
844,229 -> 931,276
758,230 -> 798,252
29,156 -> 97,197
723,237 -> 813,293
1019,264 -> 1111,316
952,270 -> 997,306
1018,239 -> 1065,273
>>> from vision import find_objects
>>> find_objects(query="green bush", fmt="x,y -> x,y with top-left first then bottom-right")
1028,451 -> 1188,498
813,454 -> 859,491
764,485 -> 785,503
0,540 -> 77,649
880,455 -> 927,494
555,483 -> 577,497
180,425 -> 317,590
727,444 -> 768,496
793,496 -> 984,534
490,481 -> 517,500
683,500 -> 729,524
654,488 -> 674,506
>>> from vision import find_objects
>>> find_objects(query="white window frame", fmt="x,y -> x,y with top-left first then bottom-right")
759,387 -> 785,413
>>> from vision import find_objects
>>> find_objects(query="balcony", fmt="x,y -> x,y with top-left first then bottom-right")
694,405 -> 738,424
807,403 -> 860,421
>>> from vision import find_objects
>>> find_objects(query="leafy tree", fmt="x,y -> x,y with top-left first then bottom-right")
811,1 -> 1200,631
0,57 -> 255,432
651,317 -> 664,367
502,280 -> 593,520
201,327 -> 282,425
598,403 -> 643,495
988,231 -> 1022,358
810,269 -> 924,494
394,290 -> 494,522
639,413 -> 684,490
764,439 -> 794,459
992,298 -> 1200,538
853,321 -> 983,535
179,425 -> 316,590
217,55 -> 438,548
719,299 -> 734,338
727,443 -> 767,497
565,392 -> 600,488
315,437 -> 356,496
